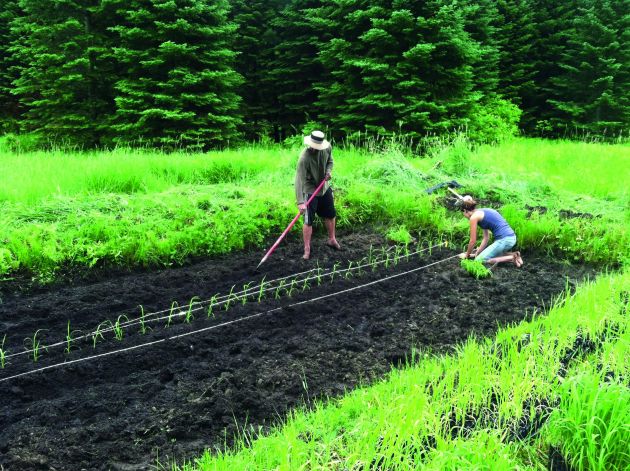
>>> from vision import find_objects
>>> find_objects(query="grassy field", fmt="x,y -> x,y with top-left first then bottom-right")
0,137 -> 628,282
1,136 -> 628,469
176,270 -> 629,470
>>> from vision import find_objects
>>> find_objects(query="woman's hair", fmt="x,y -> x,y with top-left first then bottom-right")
461,197 -> 477,211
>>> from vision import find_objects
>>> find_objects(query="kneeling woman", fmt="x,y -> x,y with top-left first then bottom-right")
458,197 -> 523,267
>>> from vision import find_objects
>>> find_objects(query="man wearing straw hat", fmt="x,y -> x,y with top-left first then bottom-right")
295,130 -> 341,260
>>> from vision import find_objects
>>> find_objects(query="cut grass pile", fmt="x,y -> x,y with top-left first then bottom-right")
0,137 -> 628,281
175,270 -> 630,471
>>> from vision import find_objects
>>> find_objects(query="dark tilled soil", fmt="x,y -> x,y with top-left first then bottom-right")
0,232 -> 597,470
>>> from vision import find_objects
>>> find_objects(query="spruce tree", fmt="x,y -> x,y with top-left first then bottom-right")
109,0 -> 243,150
0,0 -> 21,131
316,0 -> 480,139
548,0 -> 629,135
267,0 -> 330,137
11,0 -> 115,147
494,0 -> 537,128
229,0 -> 288,140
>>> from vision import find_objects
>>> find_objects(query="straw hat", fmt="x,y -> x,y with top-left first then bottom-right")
303,130 -> 330,150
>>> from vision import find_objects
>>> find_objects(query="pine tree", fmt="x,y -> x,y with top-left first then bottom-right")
10,0 -> 115,147
109,0 -> 243,150
548,0 -> 629,135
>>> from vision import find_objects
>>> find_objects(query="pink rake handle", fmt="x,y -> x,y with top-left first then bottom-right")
257,178 -> 327,269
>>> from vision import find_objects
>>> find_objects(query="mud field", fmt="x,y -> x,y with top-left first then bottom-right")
0,232 -> 597,470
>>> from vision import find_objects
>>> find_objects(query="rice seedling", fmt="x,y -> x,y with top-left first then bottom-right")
275,280 -> 286,299
345,261 -> 354,279
26,329 -> 46,362
257,277 -> 266,302
64,321 -> 81,354
0,335 -> 7,369
301,278 -> 310,292
241,283 -> 252,306
207,294 -> 219,318
460,259 -> 493,279
185,296 -> 200,323
166,301 -> 179,327
138,305 -> 150,334
225,285 -> 237,310
112,315 -> 129,340
92,321 -> 107,348
331,262 -> 340,282
287,279 -> 297,297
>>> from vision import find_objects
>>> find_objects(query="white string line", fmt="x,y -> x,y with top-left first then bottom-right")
3,243 -> 446,360
0,253 -> 458,383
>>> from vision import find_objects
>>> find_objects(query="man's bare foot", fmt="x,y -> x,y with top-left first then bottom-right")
326,239 -> 341,250
302,251 -> 310,260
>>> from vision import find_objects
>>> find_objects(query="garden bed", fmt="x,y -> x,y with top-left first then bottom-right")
0,231 -> 597,470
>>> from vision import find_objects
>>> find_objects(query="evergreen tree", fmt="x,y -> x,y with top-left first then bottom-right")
229,0 -> 288,139
11,0 -> 115,147
494,0 -> 538,127
267,0 -> 330,137
109,0 -> 243,150
547,0 -> 629,135
316,0 -> 480,138
0,0 -> 21,131
461,0 -> 500,101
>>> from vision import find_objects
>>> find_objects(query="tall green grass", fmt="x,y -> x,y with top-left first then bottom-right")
0,138 -> 628,280
470,138 -> 630,201
173,270 -> 629,470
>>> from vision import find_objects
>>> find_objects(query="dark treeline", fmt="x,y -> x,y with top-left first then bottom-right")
0,0 -> 628,150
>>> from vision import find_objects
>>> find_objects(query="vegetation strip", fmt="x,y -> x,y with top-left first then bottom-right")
176,271 -> 629,471
2,242 -> 446,364
0,253 -> 459,382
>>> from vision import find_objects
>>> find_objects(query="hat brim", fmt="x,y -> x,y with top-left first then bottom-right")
304,136 -> 330,150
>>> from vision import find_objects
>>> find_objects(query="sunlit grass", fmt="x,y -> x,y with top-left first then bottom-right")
172,271 -> 630,470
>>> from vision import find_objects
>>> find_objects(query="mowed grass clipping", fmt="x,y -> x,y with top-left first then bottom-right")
175,270 -> 629,471
0,138 -> 628,280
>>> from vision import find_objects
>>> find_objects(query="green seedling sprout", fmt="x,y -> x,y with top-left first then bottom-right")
26,329 -> 46,362
275,280 -> 286,299
0,334 -> 7,369
138,304 -> 150,334
368,244 -> 374,265
331,262 -> 340,282
113,315 -> 129,340
345,261 -> 354,279
166,301 -> 179,327
287,279 -> 297,297
241,283 -> 252,306
301,277 -> 310,292
92,321 -> 107,348
257,276 -> 267,302
225,285 -> 236,310
186,296 -> 200,323
207,294 -> 219,318
64,321 -> 80,355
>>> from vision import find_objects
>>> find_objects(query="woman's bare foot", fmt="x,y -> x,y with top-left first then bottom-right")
513,251 -> 523,268
302,250 -> 310,260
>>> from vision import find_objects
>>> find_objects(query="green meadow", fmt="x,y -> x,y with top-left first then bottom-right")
0,137 -> 628,282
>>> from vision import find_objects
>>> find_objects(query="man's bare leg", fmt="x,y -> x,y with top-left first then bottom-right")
324,218 -> 341,249
302,224 -> 313,259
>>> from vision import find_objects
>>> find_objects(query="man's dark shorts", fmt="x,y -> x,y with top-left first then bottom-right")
304,188 -> 336,226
